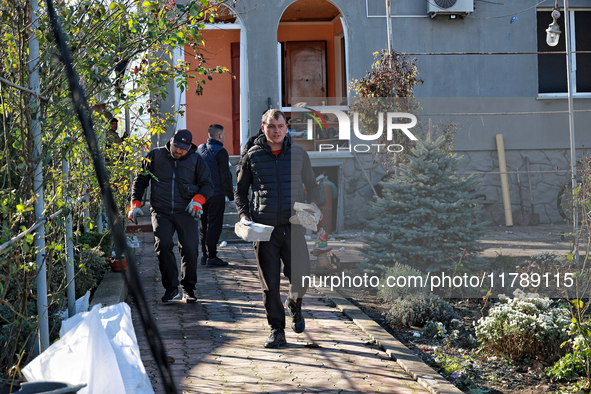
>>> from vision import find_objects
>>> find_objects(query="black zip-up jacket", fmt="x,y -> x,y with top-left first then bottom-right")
131,141 -> 214,214
235,133 -> 321,227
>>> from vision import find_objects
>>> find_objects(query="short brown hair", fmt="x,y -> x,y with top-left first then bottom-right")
208,124 -> 224,139
261,109 -> 286,125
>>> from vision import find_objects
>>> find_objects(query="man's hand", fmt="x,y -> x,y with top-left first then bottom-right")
228,200 -> 236,209
186,194 -> 206,217
128,200 -> 144,224
240,216 -> 253,225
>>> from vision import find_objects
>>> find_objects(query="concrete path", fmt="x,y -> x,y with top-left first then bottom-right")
129,232 -> 435,394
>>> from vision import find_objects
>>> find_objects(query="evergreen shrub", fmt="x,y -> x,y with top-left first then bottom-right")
361,135 -> 485,272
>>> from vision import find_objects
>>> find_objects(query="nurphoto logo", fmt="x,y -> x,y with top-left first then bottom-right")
301,108 -> 418,153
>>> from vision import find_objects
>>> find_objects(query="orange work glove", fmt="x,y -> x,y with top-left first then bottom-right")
185,195 -> 206,217
128,200 -> 143,223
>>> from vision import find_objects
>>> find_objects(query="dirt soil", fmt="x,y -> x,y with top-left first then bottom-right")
331,223 -> 578,394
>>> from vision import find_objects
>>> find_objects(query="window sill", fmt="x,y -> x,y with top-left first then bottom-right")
536,93 -> 591,99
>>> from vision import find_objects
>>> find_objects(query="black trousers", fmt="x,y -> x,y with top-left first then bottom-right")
254,224 -> 311,330
151,210 -> 199,291
199,194 -> 226,259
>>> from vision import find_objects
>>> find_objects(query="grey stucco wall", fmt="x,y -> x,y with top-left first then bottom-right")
231,0 -> 549,106
229,0 -> 591,145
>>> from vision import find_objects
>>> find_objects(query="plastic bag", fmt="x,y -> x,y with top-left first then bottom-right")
24,303 -> 154,394
58,290 -> 90,321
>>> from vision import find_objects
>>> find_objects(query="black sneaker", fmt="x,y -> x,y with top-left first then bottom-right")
285,298 -> 305,333
200,255 -> 207,265
182,289 -> 197,303
161,287 -> 180,303
264,328 -> 287,348
206,257 -> 229,267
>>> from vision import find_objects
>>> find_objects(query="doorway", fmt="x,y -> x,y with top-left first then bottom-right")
277,0 -> 347,109
283,41 -> 327,107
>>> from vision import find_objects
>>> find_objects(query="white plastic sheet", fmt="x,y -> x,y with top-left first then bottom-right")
23,303 -> 154,394
58,290 -> 90,320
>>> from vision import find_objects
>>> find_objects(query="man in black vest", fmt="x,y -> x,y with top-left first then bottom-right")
129,129 -> 213,303
197,124 -> 234,267
235,109 -> 321,348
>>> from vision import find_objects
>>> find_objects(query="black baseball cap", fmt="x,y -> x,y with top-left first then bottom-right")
171,129 -> 193,150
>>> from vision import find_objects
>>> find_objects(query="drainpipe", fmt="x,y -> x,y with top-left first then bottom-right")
29,0 -> 50,352
385,0 -> 393,54
495,134 -> 513,227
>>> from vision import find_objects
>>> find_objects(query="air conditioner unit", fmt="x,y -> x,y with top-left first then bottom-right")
428,0 -> 474,18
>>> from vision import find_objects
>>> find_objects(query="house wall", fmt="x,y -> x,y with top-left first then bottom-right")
153,0 -> 591,228
185,29 -> 240,155
224,0 -> 591,227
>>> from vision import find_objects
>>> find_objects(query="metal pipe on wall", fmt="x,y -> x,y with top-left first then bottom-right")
385,0 -> 393,54
496,134 -> 513,227
563,0 -> 578,231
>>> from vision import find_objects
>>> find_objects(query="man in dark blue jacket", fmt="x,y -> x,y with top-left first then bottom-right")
129,129 -> 214,303
235,109 -> 321,348
197,124 -> 234,267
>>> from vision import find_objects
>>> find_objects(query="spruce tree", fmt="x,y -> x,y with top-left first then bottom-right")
362,134 -> 485,272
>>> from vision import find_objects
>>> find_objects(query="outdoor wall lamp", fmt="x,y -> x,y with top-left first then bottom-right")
546,8 -> 561,46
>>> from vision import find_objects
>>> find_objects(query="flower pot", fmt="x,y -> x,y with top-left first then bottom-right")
108,257 -> 127,272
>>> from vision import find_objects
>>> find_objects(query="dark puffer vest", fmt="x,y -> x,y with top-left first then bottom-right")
235,133 -> 320,227
197,139 -> 224,197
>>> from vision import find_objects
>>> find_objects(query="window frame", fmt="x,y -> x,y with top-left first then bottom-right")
537,8 -> 591,99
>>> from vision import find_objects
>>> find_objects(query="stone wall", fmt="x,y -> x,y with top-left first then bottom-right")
455,149 -> 575,225
336,148 -> 577,229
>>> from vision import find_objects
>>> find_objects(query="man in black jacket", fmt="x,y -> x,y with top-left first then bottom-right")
197,124 -> 234,267
235,109 -> 321,348
129,129 -> 214,303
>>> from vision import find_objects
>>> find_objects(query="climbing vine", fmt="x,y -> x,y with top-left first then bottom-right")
0,0 -> 227,379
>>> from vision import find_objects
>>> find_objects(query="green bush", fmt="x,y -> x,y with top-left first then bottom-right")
385,294 -> 459,328
78,231 -> 112,258
546,352 -> 587,382
74,247 -> 109,299
528,252 -> 562,272
475,291 -> 570,360
490,252 -> 517,272
377,262 -> 427,303
422,320 -> 447,339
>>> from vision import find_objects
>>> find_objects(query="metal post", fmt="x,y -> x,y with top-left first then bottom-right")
82,194 -> 90,232
97,208 -> 104,233
564,0 -> 577,231
29,0 -> 49,352
125,106 -> 130,138
385,0 -> 393,54
63,157 -> 76,317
